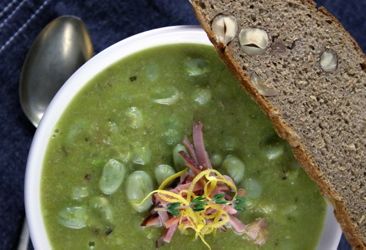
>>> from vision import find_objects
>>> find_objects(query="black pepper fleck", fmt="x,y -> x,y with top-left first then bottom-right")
129,76 -> 137,82
61,146 -> 68,157
84,173 -> 92,181
105,227 -> 113,236
91,228 -> 100,235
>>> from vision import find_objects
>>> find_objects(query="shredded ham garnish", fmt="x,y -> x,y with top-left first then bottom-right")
244,218 -> 268,245
139,122 -> 267,249
192,122 -> 212,169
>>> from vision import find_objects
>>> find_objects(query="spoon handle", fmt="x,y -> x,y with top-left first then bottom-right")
17,220 -> 30,250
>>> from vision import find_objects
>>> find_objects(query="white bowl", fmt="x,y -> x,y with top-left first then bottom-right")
25,25 -> 342,250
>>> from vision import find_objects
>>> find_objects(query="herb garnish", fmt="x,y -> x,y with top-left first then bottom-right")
191,196 -> 207,211
167,202 -> 180,216
234,196 -> 246,212
165,193 -> 245,216
212,193 -> 228,204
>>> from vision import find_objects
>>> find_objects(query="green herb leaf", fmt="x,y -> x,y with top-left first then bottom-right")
167,202 -> 181,216
234,196 -> 246,212
213,193 -> 227,204
191,196 -> 207,211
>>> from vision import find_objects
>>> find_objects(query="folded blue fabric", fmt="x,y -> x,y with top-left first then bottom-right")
0,0 -> 364,249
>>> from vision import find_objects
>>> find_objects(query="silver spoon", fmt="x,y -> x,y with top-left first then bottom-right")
18,16 -> 93,249
19,15 -> 94,126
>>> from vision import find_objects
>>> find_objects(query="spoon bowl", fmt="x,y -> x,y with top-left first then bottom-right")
19,16 -> 93,126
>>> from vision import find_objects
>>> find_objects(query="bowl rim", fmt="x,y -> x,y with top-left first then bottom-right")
25,25 -> 342,250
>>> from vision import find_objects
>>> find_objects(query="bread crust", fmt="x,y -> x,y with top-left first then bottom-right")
190,0 -> 366,249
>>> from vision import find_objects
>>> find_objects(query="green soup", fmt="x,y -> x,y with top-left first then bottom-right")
41,44 -> 325,250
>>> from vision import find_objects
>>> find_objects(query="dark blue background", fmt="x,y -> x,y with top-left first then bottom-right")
0,0 -> 364,249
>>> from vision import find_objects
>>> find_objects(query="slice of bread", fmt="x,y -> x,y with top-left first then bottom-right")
190,0 -> 366,248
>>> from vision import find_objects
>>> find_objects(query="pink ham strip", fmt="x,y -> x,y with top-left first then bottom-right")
179,151 -> 200,175
163,221 -> 179,243
229,215 -> 246,234
179,172 -> 190,183
244,218 -> 267,245
223,205 -> 237,215
169,181 -> 202,194
164,217 -> 180,228
204,208 -> 216,216
192,122 -> 212,169
183,137 -> 198,165
141,214 -> 161,227
158,211 -> 169,224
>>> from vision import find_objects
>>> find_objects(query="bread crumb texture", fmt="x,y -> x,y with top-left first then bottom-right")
191,0 -> 366,248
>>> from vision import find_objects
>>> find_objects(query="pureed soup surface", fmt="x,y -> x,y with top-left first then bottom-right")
42,44 -> 325,250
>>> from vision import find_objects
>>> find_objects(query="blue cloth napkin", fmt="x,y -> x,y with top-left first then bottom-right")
0,0 -> 364,249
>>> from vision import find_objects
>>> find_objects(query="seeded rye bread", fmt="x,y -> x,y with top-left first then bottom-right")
190,0 -> 366,248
